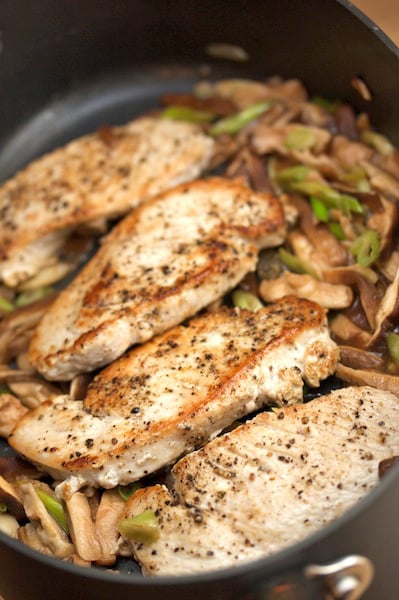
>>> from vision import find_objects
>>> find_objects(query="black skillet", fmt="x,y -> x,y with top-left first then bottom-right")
0,1 -> 399,598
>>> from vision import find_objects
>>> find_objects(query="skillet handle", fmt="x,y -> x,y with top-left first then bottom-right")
253,555 -> 374,600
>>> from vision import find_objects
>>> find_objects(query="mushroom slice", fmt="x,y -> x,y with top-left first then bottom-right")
95,489 -> 126,562
0,393 -> 28,438
0,293 -> 57,363
0,366 -> 60,409
17,481 -> 73,558
329,314 -> 371,347
336,363 -> 399,396
361,161 -> 399,199
0,475 -> 26,521
0,456 -> 43,482
338,346 -> 384,371
367,270 -> 399,350
259,272 -> 353,310
290,149 -> 342,179
0,513 -> 19,538
289,196 -> 348,267
331,135 -> 373,168
65,491 -> 116,565
69,373 -> 93,402
367,196 -> 398,253
324,266 -> 380,330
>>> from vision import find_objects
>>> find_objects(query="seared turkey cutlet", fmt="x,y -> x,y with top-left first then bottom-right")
10,297 -> 338,493
0,117 -> 214,287
122,386 -> 399,575
29,178 -> 286,380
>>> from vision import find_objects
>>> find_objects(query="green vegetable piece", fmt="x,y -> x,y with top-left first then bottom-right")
0,385 -> 10,395
387,332 -> 399,364
275,164 -> 310,184
118,482 -> 141,502
310,196 -> 329,222
350,230 -> 380,268
338,194 -> 364,215
0,296 -> 14,313
35,487 -> 69,534
284,127 -> 317,151
278,248 -> 319,279
119,509 -> 160,544
328,221 -> 346,241
0,502 -> 7,513
232,290 -> 263,311
290,181 -> 364,215
311,95 -> 340,113
161,106 -> 215,123
15,287 -> 54,308
209,101 -> 272,136
361,129 -> 394,156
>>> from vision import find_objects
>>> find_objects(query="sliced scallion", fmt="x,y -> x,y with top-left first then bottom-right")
275,164 -> 310,184
15,287 -> 54,308
0,296 -> 14,313
289,181 -> 364,215
284,127 -> 317,151
350,230 -> 380,268
232,290 -> 263,311
209,101 -> 272,136
35,487 -> 69,534
0,503 -> 7,513
310,196 -> 329,223
119,509 -> 160,544
311,95 -> 340,113
328,221 -> 346,241
279,248 -> 319,279
161,106 -> 215,123
118,482 -> 141,502
387,332 -> 399,364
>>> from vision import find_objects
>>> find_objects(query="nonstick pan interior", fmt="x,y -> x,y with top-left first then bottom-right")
1,1 -> 399,599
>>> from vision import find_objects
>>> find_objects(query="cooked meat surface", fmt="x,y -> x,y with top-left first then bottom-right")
0,117 -> 214,287
28,178 -> 286,380
10,297 -> 338,492
123,386 -> 399,575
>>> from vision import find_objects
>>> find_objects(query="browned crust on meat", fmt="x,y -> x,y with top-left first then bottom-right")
59,297 -> 331,470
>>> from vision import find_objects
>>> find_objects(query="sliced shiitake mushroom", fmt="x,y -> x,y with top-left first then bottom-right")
0,475 -> 26,521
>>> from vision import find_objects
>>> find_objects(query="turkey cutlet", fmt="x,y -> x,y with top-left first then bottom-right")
123,386 -> 399,575
29,177 -> 286,380
0,117 -> 214,287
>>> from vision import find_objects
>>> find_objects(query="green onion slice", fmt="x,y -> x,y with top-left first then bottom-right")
161,106 -> 215,123
311,95 -> 340,113
35,487 -> 69,534
289,181 -> 364,215
328,221 -> 346,241
0,296 -> 14,313
232,290 -> 263,311
350,230 -> 380,268
0,502 -> 7,513
387,332 -> 399,364
119,509 -> 160,544
279,248 -> 319,279
118,482 -> 141,502
275,164 -> 310,184
15,287 -> 54,308
284,127 -> 317,151
209,101 -> 272,136
310,197 -> 329,223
